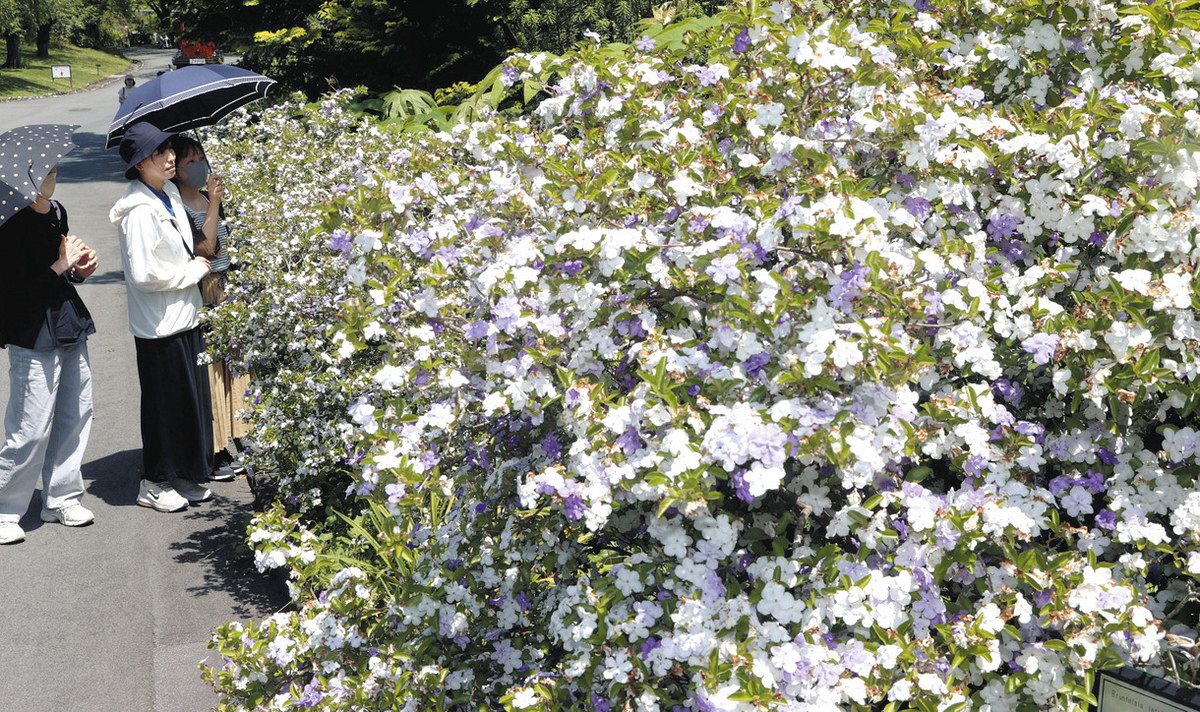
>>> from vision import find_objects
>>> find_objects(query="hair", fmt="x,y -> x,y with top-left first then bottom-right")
167,135 -> 204,187
168,135 -> 203,163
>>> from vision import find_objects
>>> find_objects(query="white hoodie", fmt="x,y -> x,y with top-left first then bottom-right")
109,180 -> 208,339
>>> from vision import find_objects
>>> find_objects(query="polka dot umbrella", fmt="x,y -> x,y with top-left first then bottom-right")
0,124 -> 77,229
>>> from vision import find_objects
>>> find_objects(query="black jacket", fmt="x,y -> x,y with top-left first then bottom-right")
0,201 -> 95,349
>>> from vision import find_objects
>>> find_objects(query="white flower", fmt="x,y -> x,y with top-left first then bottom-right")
511,687 -> 540,709
667,173 -> 702,204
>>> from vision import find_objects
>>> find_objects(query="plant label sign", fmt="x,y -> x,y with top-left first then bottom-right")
1096,668 -> 1200,712
50,65 -> 70,79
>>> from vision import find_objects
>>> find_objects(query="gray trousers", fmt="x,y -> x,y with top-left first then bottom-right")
0,342 -> 93,522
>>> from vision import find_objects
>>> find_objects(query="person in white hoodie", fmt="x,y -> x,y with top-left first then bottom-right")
110,122 -> 215,512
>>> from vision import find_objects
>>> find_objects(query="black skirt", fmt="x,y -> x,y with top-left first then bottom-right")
134,326 -> 214,483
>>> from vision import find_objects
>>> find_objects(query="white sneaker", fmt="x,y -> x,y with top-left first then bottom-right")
137,480 -> 188,512
41,503 -> 95,526
170,479 -> 212,504
0,521 -> 24,544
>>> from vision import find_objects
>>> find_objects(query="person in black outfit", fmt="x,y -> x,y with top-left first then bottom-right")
0,166 -> 100,544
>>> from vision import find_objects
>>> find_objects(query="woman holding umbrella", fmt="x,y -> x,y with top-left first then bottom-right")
0,126 -> 100,544
110,122 -> 215,513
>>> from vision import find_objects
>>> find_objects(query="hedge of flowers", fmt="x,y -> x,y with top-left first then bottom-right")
202,0 -> 1200,709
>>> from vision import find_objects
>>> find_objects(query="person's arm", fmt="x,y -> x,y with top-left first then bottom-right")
122,207 -> 210,292
193,198 -> 220,258
193,178 -> 224,258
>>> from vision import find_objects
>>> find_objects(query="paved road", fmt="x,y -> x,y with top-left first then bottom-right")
0,49 -> 284,712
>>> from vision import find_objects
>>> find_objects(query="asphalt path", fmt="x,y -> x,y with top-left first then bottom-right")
0,49 -> 285,712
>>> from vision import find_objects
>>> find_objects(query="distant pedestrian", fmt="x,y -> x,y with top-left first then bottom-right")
118,75 -> 135,104
110,123 -> 215,513
0,166 -> 100,544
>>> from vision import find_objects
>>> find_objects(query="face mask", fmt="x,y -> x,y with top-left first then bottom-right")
181,159 -> 209,188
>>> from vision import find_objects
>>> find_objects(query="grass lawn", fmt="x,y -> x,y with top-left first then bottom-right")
0,43 -> 132,99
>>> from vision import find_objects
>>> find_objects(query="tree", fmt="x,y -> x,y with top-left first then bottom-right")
170,0 -> 717,95
0,0 -> 22,68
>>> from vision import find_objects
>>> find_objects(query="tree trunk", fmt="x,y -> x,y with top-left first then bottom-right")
36,23 -> 52,58
3,33 -> 20,69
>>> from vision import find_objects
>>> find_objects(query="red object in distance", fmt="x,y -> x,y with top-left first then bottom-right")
179,39 -> 217,59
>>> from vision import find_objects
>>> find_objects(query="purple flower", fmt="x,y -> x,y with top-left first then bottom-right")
991,378 -> 1025,406
1095,509 -> 1117,530
1088,230 -> 1107,247
617,426 -> 643,456
636,35 -> 656,52
732,28 -> 751,54
905,195 -> 932,221
1048,475 -> 1072,497
896,172 -> 916,190
829,262 -> 868,313
732,469 -> 754,503
1021,333 -> 1058,365
328,229 -> 352,257
564,494 -> 585,521
516,591 -> 532,611
1033,589 -> 1053,608
500,64 -> 520,87
541,433 -> 562,461
640,636 -> 662,658
986,213 -> 1021,240
742,351 -> 771,378
1097,447 -> 1118,465
296,678 -> 323,708
592,693 -> 612,712
1079,470 -> 1106,494
385,483 -> 405,504
1013,420 -> 1046,443
465,320 -> 490,341
558,259 -> 584,276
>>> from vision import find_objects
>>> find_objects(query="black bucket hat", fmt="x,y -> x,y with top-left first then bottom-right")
118,122 -> 174,180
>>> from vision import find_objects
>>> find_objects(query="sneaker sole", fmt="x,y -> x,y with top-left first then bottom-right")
40,510 -> 95,526
0,533 -> 24,544
136,497 -> 188,513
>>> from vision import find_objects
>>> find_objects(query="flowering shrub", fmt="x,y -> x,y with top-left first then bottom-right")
201,93 -> 396,511
205,0 -> 1200,710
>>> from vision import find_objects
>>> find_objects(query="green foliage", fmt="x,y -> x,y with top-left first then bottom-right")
470,0 -> 718,54
172,0 -> 722,97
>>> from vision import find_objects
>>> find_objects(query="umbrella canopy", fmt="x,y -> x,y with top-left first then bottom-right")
0,124 -> 77,228
106,65 -> 275,148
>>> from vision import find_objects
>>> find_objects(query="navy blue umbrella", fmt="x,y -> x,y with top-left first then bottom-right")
106,65 -> 275,149
0,124 -> 77,228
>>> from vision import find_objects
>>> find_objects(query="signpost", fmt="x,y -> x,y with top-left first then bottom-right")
50,64 -> 72,87
1096,668 -> 1200,712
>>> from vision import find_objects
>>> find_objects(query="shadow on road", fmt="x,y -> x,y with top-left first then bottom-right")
57,131 -> 125,185
81,447 -> 142,507
169,491 -> 290,617
79,269 -> 125,285
81,448 -> 290,615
